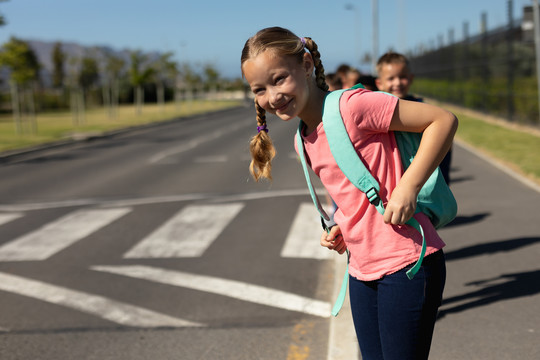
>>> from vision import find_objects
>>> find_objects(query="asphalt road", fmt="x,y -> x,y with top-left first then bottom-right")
1,105 -> 539,360
0,106 -> 337,360
427,141 -> 540,359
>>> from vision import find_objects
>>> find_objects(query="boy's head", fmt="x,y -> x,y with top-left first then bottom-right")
326,72 -> 343,91
375,52 -> 414,99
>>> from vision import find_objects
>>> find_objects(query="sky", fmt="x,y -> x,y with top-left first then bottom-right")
0,0 -> 533,78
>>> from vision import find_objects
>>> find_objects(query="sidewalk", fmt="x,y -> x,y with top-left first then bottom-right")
328,140 -> 540,359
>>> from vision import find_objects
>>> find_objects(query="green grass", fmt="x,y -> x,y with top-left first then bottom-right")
0,100 -> 241,153
452,111 -> 540,184
2,98 -> 539,186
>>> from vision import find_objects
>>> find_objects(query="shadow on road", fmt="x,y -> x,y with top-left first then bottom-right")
438,269 -> 540,319
444,212 -> 490,228
444,236 -> 540,261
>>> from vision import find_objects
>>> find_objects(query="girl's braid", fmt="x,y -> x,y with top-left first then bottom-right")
249,99 -> 275,181
303,37 -> 329,91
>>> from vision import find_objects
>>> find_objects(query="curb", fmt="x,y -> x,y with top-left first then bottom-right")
327,252 -> 359,360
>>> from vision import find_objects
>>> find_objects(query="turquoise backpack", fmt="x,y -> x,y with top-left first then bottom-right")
296,86 -> 457,316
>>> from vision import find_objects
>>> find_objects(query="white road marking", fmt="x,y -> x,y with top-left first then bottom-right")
91,265 -> 332,318
193,155 -> 228,163
148,120 -> 250,164
123,203 -> 244,258
0,189 -> 324,212
0,272 -> 203,328
0,208 -> 131,261
0,213 -> 23,226
281,203 -> 332,260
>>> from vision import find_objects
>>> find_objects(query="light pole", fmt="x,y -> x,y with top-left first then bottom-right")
372,0 -> 379,74
345,3 -> 361,67
533,0 -> 540,121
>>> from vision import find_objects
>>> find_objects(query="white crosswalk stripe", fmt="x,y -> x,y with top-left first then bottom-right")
123,203 -> 245,258
91,265 -> 331,318
281,202 -> 332,260
0,272 -> 203,328
0,208 -> 131,261
0,213 -> 23,226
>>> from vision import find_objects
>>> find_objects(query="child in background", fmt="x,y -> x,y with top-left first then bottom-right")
325,72 -> 343,91
376,52 -> 452,184
358,74 -> 378,91
241,27 -> 457,359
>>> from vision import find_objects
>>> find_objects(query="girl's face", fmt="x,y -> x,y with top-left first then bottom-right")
242,49 -> 313,122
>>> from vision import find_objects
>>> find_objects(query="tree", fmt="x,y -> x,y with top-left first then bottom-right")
129,50 -> 154,114
154,52 -> 177,111
203,63 -> 219,93
103,54 -> 125,118
178,63 -> 202,101
0,37 -> 40,133
78,56 -> 99,90
51,42 -> 65,89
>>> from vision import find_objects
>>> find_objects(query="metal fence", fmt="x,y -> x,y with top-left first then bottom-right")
408,2 -> 540,125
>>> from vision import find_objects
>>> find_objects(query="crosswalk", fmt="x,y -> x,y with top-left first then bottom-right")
0,202 -> 330,262
0,201 -> 335,328
123,203 -> 245,258
0,208 -> 131,261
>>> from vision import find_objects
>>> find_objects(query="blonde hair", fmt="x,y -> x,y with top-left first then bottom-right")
241,27 -> 328,181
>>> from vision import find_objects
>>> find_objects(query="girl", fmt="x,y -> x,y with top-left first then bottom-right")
241,27 -> 457,360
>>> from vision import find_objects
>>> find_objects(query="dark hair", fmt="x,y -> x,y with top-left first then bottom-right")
241,27 -> 328,181
358,75 -> 378,91
376,52 -> 411,74
326,72 -> 343,90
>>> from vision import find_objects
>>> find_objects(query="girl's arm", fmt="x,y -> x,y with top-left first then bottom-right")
384,99 -> 458,226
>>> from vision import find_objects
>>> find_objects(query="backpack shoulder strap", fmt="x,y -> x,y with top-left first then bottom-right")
296,122 -> 330,223
323,88 -> 426,281
322,89 -> 384,214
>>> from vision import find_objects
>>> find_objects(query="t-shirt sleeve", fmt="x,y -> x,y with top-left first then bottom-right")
341,90 -> 399,133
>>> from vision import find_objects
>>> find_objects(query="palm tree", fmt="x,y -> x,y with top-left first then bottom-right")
103,54 -> 125,118
203,63 -> 220,97
154,52 -> 178,112
129,50 -> 154,114
0,37 -> 40,133
51,42 -> 65,89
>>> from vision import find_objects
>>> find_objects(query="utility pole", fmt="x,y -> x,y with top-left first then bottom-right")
372,0 -> 379,74
507,0 -> 514,121
533,0 -> 540,121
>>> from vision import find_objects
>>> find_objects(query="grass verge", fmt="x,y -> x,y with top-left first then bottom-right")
437,102 -> 540,185
0,100 -> 241,153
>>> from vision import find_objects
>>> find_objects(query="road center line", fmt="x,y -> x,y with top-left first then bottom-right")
148,120 -> 251,164
0,188 -> 325,212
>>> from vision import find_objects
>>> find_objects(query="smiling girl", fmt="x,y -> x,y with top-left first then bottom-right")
241,27 -> 457,360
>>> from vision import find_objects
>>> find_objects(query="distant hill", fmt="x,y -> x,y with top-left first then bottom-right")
1,39 -> 162,88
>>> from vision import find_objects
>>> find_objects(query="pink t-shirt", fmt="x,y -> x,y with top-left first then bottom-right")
296,88 -> 445,281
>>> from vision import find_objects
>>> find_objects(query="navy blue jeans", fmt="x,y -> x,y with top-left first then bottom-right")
349,250 -> 446,360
